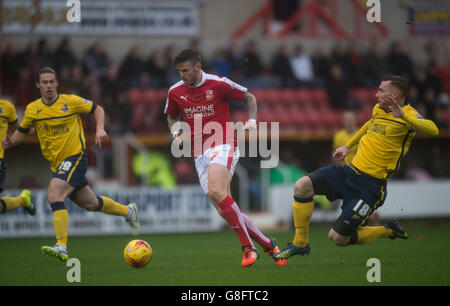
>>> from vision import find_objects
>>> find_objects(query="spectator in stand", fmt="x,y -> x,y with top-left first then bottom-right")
211,48 -> 232,78
53,37 -> 77,74
387,42 -> 414,79
66,63 -> 85,96
37,38 -> 53,68
347,43 -> 364,86
312,44 -> 332,88
331,44 -> 353,83
241,40 -> 264,78
146,49 -> 168,87
290,44 -> 314,87
109,88 -> 133,134
362,40 -> 389,86
225,40 -> 243,80
164,45 -> 180,86
271,44 -> 295,87
1,40 -> 21,97
120,45 -> 145,89
83,41 -> 110,78
326,64 -> 361,110
101,64 -> 121,99
410,67 -> 429,103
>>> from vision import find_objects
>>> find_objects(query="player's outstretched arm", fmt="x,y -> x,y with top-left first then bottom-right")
242,92 -> 257,130
386,96 -> 439,136
344,120 -> 371,150
93,105 -> 108,148
2,129 -> 27,149
403,115 -> 439,136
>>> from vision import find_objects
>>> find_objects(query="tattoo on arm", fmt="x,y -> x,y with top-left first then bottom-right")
244,92 -> 257,120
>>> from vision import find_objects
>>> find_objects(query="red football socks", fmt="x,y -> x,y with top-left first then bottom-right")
217,195 -> 254,248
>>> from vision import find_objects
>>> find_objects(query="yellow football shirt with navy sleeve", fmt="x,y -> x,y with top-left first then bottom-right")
348,103 -> 438,179
0,99 -> 18,159
18,94 -> 97,173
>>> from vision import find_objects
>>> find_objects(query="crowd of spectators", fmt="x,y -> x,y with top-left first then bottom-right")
1,37 -> 449,185
1,37 -> 449,135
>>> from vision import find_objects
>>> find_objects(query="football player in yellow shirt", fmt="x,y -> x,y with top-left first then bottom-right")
275,75 -> 439,259
332,109 -> 380,225
2,67 -> 140,262
0,99 -> 35,216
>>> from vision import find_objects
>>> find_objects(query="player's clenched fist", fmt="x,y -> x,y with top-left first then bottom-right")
242,119 -> 257,130
333,145 -> 349,163
2,136 -> 12,149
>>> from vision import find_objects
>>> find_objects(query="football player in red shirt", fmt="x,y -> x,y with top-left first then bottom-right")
165,49 -> 286,267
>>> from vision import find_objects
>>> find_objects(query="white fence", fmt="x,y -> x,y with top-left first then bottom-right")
0,186 -> 223,238
269,180 -> 450,224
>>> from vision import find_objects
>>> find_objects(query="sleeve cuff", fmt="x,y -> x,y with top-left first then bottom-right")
17,126 -> 30,134
89,102 -> 98,114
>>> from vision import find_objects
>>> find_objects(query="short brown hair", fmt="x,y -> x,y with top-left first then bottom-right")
174,49 -> 201,66
382,74 -> 408,97
37,67 -> 58,82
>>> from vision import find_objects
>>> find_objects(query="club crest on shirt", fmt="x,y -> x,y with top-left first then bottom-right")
205,90 -> 214,101
417,113 -> 424,119
61,104 -> 69,112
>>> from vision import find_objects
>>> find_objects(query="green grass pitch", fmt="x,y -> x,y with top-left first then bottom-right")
0,221 -> 449,286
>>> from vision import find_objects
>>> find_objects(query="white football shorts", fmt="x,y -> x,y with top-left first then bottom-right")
194,144 -> 240,194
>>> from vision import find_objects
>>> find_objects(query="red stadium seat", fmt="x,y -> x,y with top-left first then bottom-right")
232,110 -> 248,123
277,89 -> 296,104
251,88 -> 265,101
357,110 -> 372,125
132,104 -> 146,130
293,89 -> 312,103
258,109 -> 273,123
351,88 -> 376,107
129,88 -> 144,106
321,109 -> 340,128
259,89 -> 279,105
310,88 -> 327,102
310,88 -> 329,109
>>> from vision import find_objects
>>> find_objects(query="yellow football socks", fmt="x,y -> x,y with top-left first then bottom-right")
292,198 -> 314,247
1,196 -> 27,212
356,226 -> 393,245
53,209 -> 69,246
100,196 -> 128,216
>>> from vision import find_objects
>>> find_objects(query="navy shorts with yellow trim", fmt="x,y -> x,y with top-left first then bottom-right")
0,158 -> 6,193
53,153 -> 89,188
308,164 -> 387,235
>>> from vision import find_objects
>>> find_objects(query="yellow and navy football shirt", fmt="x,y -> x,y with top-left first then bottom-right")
18,94 -> 97,173
0,99 -> 18,159
346,103 -> 438,179
333,129 -> 358,165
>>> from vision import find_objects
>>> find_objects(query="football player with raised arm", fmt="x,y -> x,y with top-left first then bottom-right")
275,75 -> 439,259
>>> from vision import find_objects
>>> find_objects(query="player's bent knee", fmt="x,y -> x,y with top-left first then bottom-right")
294,177 -> 313,198
331,234 -> 351,247
84,203 -> 99,211
328,229 -> 336,241
207,185 -> 227,204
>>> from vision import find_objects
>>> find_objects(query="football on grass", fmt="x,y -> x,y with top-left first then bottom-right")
124,240 -> 152,268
